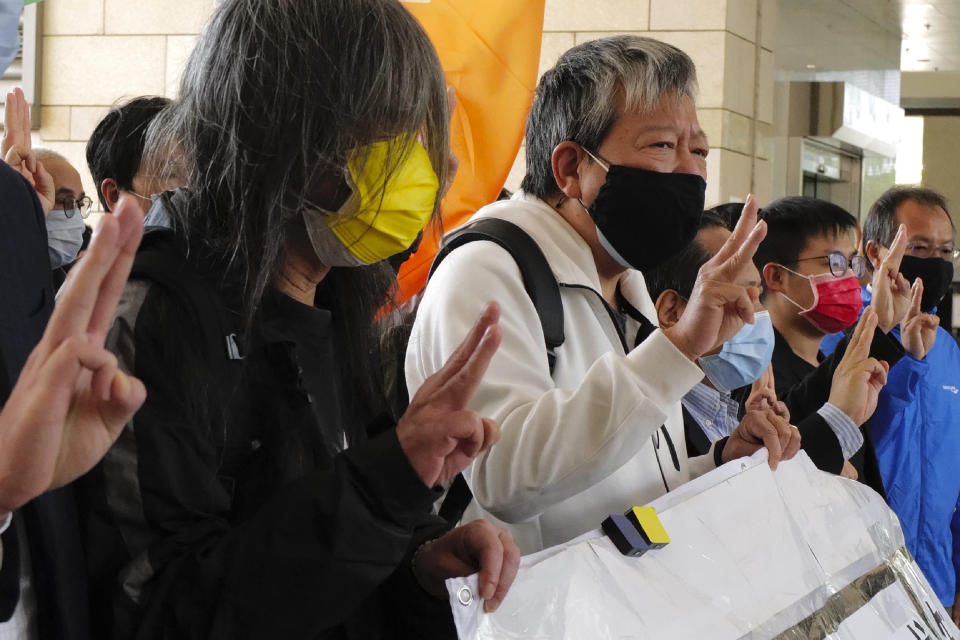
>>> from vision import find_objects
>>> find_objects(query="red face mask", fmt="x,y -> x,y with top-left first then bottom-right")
780,267 -> 863,334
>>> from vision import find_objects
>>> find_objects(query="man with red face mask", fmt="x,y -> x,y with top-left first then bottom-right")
755,196 -> 923,492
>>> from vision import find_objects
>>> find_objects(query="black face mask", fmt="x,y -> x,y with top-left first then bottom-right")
386,230 -> 424,274
581,157 -> 706,273
898,254 -> 954,312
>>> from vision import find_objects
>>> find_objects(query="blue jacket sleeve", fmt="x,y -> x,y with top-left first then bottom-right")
952,494 -> 960,596
882,352 -> 928,408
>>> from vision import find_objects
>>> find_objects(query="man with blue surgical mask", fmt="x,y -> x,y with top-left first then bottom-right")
646,210 -> 892,487
35,149 -> 91,269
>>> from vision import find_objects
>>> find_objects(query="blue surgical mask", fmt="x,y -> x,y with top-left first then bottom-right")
46,208 -> 86,268
697,310 -> 774,392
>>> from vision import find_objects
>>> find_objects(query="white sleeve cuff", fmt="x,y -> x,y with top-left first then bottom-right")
817,402 -> 864,461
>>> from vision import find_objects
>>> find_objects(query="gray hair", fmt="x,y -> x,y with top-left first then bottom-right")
34,148 -> 67,163
864,186 -> 954,250
143,0 -> 449,319
520,36 -> 698,198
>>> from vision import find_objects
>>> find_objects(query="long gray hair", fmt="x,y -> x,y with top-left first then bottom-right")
144,0 -> 450,319
520,36 -> 698,199
143,0 -> 449,425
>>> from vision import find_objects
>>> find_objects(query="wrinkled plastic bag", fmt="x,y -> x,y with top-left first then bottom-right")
447,451 -> 959,639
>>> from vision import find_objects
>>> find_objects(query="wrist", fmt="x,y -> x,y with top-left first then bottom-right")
411,538 -> 445,598
826,397 -> 856,424
394,422 -> 435,489
662,326 -> 699,362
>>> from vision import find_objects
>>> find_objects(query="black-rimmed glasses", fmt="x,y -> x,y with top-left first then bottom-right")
787,252 -> 867,278
59,195 -> 93,219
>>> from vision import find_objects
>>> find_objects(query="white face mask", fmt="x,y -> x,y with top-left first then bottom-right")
45,208 -> 86,268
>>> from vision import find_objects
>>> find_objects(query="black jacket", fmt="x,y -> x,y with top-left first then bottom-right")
79,232 -> 454,639
766,327 -> 899,496
0,161 -> 92,640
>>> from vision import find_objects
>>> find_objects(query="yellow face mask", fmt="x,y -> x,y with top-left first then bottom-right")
303,136 -> 439,267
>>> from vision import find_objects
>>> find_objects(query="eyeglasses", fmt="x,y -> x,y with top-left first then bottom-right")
787,252 -> 867,278
905,242 -> 960,262
58,195 -> 94,219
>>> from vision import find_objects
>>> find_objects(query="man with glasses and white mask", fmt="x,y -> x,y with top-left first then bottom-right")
820,187 -> 960,626
34,149 -> 92,270
2,90 -> 92,272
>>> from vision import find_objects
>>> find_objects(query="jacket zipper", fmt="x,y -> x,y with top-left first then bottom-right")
558,283 -> 682,486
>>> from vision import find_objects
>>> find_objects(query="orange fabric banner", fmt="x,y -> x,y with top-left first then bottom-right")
397,0 -> 545,302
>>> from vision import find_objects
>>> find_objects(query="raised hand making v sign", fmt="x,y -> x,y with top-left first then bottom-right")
397,301 -> 502,489
0,196 -> 146,519
2,87 -> 53,213
663,194 -> 768,361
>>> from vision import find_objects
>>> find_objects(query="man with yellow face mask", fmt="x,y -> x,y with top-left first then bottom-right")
78,1 -> 521,638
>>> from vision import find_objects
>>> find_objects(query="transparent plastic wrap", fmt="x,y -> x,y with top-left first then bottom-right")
447,451 -> 960,640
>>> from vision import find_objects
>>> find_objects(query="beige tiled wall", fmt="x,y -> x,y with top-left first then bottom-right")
922,116 -> 960,230
506,0 -> 777,208
36,0 -> 215,208
36,0 -> 774,211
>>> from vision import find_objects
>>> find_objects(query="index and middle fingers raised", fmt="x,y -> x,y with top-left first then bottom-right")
430,301 -> 502,406
877,224 -> 908,281
706,194 -> 767,273
2,88 -> 30,156
907,277 -> 924,318
843,305 -> 878,365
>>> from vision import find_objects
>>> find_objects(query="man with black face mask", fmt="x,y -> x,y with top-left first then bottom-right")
821,186 -> 960,626
406,36 -> 799,554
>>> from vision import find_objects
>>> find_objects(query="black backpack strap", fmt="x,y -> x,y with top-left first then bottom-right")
430,218 -> 564,372
429,218 -> 564,525
437,474 -> 473,523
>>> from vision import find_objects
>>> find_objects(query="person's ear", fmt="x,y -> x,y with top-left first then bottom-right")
550,141 -> 587,202
100,178 -> 120,213
762,263 -> 787,293
864,240 -> 884,271
654,290 -> 686,330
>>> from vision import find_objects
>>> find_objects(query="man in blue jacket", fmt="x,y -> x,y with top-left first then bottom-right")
822,186 -> 960,624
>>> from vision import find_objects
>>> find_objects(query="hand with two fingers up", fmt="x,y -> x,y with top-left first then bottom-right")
828,306 -> 890,427
663,194 -> 768,361
396,300 -> 519,612
899,277 -> 940,360
0,196 -> 146,519
2,87 -> 53,213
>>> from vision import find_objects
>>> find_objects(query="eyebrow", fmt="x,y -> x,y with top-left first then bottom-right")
909,234 -> 954,245
632,125 -> 710,148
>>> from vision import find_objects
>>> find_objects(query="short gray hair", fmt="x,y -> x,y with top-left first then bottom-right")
520,36 -> 698,198
864,186 -> 953,249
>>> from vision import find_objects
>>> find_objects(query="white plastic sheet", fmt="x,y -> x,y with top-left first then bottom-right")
448,451 -> 959,640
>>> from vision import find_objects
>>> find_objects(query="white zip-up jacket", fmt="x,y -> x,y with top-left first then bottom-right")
405,191 -> 716,553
